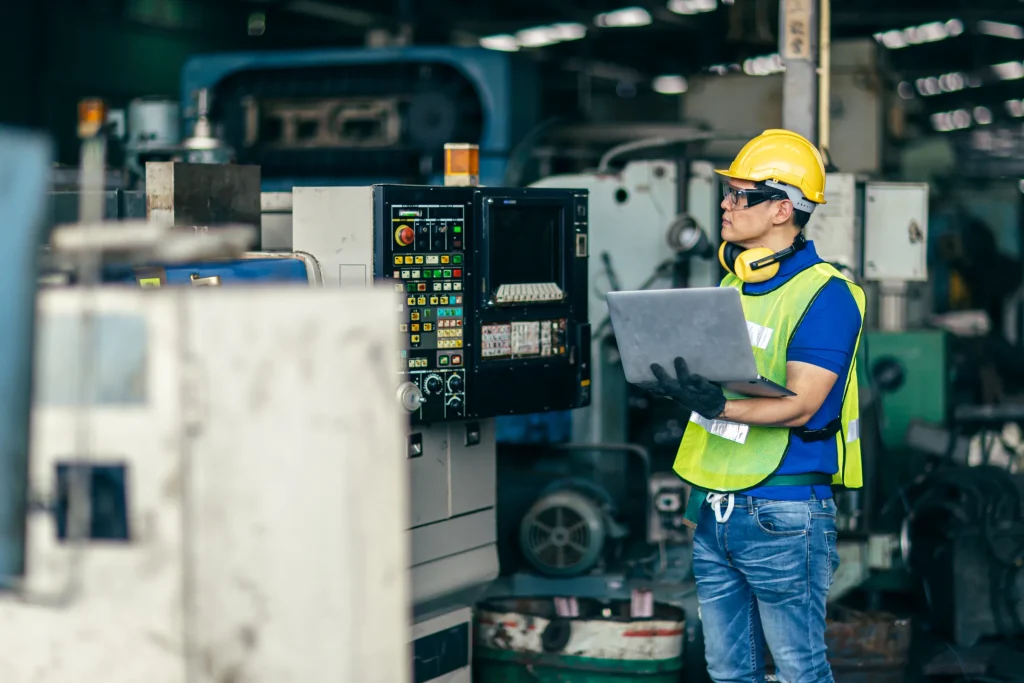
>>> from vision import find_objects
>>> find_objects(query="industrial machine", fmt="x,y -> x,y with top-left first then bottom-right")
180,47 -> 540,190
1,285 -> 409,683
287,183 -> 592,671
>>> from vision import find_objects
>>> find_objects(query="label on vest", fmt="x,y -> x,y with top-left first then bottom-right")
690,412 -> 750,445
847,419 -> 860,442
745,321 -> 774,350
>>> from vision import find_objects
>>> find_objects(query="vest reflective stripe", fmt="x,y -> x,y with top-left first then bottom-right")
672,263 -> 866,494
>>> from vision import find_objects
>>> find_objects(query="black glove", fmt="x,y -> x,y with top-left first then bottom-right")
649,357 -> 726,421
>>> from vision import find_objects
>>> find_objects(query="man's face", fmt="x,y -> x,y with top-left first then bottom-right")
720,179 -> 778,246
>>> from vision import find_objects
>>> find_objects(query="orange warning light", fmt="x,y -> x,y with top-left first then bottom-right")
77,98 -> 108,139
444,143 -> 480,187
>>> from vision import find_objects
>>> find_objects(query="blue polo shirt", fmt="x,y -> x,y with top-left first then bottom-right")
740,240 -> 863,501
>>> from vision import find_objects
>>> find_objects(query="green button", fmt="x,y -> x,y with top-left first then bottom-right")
453,225 -> 462,233
453,255 -> 462,264
407,283 -> 416,292
439,356 -> 450,366
423,270 -> 431,278
433,269 -> 442,277
443,269 -> 452,278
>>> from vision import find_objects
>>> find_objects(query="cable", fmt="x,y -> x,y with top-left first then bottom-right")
596,134 -> 715,174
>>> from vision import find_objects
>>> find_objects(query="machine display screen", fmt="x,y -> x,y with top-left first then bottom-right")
488,202 -> 563,289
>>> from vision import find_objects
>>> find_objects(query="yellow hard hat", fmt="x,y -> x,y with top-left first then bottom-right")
716,129 -> 827,206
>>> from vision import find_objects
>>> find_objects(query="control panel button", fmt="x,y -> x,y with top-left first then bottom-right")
415,256 -> 424,264
411,312 -> 420,321
453,269 -> 462,278
439,355 -> 449,366
395,225 -> 414,246
453,255 -> 462,264
394,256 -> 403,265
424,374 -> 444,395
448,374 -> 464,392
407,296 -> 416,305
417,283 -> 427,291
441,256 -> 450,264
452,355 -> 462,365
411,334 -> 420,344
404,256 -> 414,265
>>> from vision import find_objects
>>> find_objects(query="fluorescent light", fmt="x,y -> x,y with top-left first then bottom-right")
743,53 -> 785,76
480,34 -> 520,51
874,18 -> 963,49
1005,99 -> 1024,117
992,61 -> 1024,80
930,108 -> 973,132
978,20 -> 1024,39
897,81 -> 915,99
974,106 -> 993,124
652,75 -> 689,94
482,22 -> 586,51
668,0 -> 716,15
594,7 -> 652,27
549,22 -> 587,40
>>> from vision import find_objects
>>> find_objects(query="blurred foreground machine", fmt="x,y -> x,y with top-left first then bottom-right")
0,136 -> 410,680
0,286 -> 409,683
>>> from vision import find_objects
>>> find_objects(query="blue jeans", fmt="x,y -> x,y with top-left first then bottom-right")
692,494 -> 839,683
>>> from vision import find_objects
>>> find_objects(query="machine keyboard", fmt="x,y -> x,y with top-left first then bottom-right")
495,282 -> 563,304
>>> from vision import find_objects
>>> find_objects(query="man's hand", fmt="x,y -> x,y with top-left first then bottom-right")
649,357 -> 726,421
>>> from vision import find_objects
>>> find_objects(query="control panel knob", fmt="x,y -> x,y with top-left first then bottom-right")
396,381 -> 424,413
447,395 -> 464,412
424,374 -> 444,395
395,224 -> 414,247
447,374 -> 464,393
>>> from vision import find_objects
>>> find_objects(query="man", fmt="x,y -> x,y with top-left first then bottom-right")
649,129 -> 865,683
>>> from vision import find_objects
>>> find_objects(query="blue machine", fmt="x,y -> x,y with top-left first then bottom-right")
180,47 -> 540,191
0,127 -> 53,586
102,253 -> 320,287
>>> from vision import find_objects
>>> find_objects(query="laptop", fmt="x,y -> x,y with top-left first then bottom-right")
606,287 -> 795,398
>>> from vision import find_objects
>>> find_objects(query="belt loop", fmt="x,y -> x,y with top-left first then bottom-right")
747,495 -> 755,514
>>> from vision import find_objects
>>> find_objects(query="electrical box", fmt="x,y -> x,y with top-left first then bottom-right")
863,182 -> 929,282
803,173 -> 860,276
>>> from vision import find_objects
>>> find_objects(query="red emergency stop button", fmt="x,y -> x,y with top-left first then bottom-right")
395,224 -> 414,247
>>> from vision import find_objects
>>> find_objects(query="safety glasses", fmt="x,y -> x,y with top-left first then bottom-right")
720,184 -> 788,210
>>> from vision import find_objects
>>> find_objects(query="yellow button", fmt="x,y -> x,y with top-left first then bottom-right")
441,255 -> 450,264
394,255 -> 403,265
441,296 -> 449,304
430,296 -> 439,305
454,340 -> 463,348
417,296 -> 427,305
424,323 -> 433,331
411,324 -> 420,332
411,312 -> 420,321
415,256 -> 424,264
407,297 -> 416,305
411,335 -> 420,343
404,256 -> 414,264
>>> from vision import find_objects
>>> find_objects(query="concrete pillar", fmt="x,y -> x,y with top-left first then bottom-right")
779,0 -> 820,144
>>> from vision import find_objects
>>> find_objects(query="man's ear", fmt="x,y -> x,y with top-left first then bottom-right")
772,199 -> 794,225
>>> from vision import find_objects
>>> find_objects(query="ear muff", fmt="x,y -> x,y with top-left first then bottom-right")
717,242 -> 782,284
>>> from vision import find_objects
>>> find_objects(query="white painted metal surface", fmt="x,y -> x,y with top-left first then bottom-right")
803,173 -> 860,277
0,286 -> 409,683
863,182 -> 930,282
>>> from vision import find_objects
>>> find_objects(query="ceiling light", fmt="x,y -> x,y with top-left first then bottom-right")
652,75 -> 689,94
667,0 -> 716,15
594,7 -> 652,27
549,22 -> 587,40
897,81 -> 915,99
978,20 -> 1024,39
1005,99 -> 1024,117
930,108 -> 973,132
874,18 -> 963,49
743,53 -> 785,76
974,106 -> 993,124
992,61 -> 1024,80
480,34 -> 520,51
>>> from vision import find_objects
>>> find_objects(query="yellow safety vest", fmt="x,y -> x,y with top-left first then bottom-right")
672,262 -> 866,493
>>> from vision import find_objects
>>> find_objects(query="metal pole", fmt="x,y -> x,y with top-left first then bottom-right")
779,0 -> 820,145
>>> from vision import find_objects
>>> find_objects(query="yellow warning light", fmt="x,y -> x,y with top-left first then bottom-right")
77,98 -> 108,139
444,143 -> 480,187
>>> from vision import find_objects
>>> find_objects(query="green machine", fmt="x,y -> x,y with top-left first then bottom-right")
861,330 -> 950,451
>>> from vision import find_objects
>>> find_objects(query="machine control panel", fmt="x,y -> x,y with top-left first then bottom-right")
383,198 -> 469,423
374,184 -> 591,424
